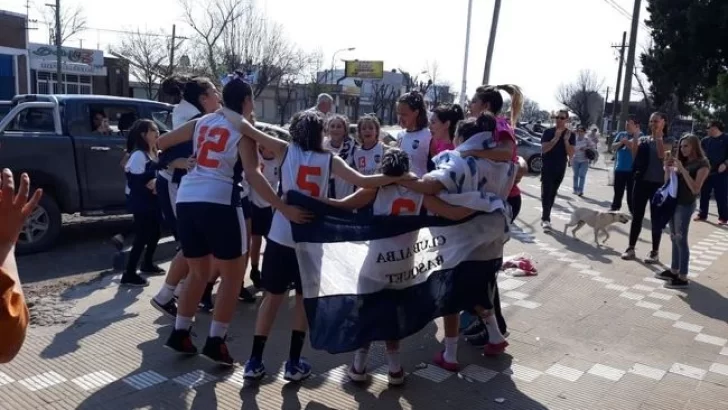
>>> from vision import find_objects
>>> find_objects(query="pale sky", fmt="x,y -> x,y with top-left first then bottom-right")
2,0 -> 651,110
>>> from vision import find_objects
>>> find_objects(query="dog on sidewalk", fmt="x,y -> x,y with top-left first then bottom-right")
563,207 -> 631,245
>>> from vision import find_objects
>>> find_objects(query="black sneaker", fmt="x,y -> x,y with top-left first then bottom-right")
462,320 -> 485,337
202,336 -> 234,366
621,248 -> 636,260
238,287 -> 257,304
250,267 -> 261,288
655,270 -> 677,281
165,328 -> 198,355
120,273 -> 149,287
466,332 -> 488,348
140,264 -> 165,275
664,277 -> 689,289
150,298 -> 177,318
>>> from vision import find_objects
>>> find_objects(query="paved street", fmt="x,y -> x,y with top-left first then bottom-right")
2,159 -> 728,410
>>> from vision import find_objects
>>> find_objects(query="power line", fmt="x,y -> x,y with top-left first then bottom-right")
600,0 -> 650,32
37,20 -> 189,39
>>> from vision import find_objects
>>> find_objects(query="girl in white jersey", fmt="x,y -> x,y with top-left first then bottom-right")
220,110 -> 406,383
155,74 -> 301,366
398,113 -> 514,370
351,114 -> 386,176
396,91 -> 434,177
324,114 -> 357,198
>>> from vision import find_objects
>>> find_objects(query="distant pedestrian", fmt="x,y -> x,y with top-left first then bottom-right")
656,135 -> 709,289
622,112 -> 675,263
572,125 -> 595,196
695,120 -> 728,224
539,110 -> 575,232
610,117 -> 642,212
309,93 -> 334,118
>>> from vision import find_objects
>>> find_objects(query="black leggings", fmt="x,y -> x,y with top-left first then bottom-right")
508,194 -> 522,223
125,211 -> 162,275
628,180 -> 662,250
541,166 -> 566,222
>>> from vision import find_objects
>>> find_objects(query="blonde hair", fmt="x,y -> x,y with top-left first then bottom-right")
473,84 -> 524,125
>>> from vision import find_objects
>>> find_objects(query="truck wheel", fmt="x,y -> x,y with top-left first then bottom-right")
15,193 -> 62,255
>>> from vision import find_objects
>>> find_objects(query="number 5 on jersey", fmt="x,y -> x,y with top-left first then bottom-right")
296,166 -> 322,197
196,126 -> 231,168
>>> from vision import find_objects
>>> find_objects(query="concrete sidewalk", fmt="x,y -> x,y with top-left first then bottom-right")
2,166 -> 727,410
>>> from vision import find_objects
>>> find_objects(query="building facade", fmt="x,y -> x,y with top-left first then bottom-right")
0,10 -> 31,99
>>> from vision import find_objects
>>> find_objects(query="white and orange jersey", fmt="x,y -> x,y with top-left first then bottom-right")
352,142 -> 385,176
176,110 -> 244,206
268,144 -> 333,247
249,155 -> 280,208
396,128 -> 432,177
372,185 -> 424,216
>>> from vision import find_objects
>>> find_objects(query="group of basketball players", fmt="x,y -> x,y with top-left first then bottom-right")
122,70 -> 527,386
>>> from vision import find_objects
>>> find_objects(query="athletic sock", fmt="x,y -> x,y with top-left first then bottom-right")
386,350 -> 401,373
353,347 -> 369,372
289,330 -> 306,364
443,336 -> 459,363
250,335 -> 267,361
154,283 -> 176,305
175,315 -> 193,331
484,314 -> 506,344
209,321 -> 229,338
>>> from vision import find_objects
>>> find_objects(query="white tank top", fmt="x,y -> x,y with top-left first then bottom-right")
372,185 -> 424,216
324,136 -> 356,199
175,111 -> 244,206
397,128 -> 432,177
249,155 -> 280,208
352,142 -> 385,175
267,144 -> 332,247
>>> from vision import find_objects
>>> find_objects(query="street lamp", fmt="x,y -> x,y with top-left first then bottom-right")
330,47 -> 355,84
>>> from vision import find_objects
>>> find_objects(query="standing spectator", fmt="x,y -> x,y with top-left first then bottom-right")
572,125 -> 595,196
309,94 -> 334,119
1,169 -> 42,363
695,120 -> 728,224
540,110 -> 575,232
622,112 -> 675,263
610,117 -> 642,212
657,135 -> 709,289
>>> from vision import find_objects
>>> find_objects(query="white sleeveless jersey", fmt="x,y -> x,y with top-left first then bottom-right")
352,142 -> 385,175
324,136 -> 356,199
249,155 -> 280,208
396,128 -> 432,177
372,185 -> 424,216
268,145 -> 332,247
176,111 -> 244,206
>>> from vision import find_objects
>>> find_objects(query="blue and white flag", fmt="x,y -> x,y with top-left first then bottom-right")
288,191 -> 509,354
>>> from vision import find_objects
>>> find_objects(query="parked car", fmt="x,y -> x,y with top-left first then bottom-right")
516,135 -> 542,173
0,101 -> 11,122
0,94 -> 175,254
515,127 -> 541,144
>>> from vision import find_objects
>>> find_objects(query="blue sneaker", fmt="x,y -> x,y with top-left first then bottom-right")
459,311 -> 476,331
243,357 -> 266,380
284,358 -> 312,382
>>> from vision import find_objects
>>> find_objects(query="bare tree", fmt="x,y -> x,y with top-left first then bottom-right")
385,87 -> 401,125
371,82 -> 391,118
556,69 -> 605,126
40,2 -> 87,45
112,30 -> 184,100
300,49 -> 326,106
179,0 -> 246,78
274,78 -> 296,126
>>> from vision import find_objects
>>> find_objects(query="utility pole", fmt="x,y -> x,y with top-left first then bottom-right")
482,0 -> 502,85
459,0 -> 473,107
169,24 -> 177,75
611,31 -> 627,132
618,0 -> 641,132
54,0 -> 62,94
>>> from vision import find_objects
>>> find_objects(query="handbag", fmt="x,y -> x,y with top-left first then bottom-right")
585,148 -> 597,161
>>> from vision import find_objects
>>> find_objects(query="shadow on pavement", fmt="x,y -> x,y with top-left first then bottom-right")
678,281 -> 728,324
40,285 -> 143,359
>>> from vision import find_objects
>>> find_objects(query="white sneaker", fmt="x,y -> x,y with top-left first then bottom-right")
347,363 -> 368,383
541,221 -> 552,231
387,368 -> 405,386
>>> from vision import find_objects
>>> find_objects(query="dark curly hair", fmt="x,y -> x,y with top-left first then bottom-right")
381,148 -> 410,177
161,75 -> 214,113
289,110 -> 325,152
455,112 -> 497,142
398,91 -> 428,131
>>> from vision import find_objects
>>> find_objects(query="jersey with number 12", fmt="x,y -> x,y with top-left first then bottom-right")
175,112 -> 244,206
267,144 -> 332,247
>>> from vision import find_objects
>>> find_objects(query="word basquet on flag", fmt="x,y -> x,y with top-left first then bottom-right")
288,191 -> 509,354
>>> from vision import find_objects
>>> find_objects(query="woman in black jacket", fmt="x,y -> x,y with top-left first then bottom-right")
122,120 -> 164,286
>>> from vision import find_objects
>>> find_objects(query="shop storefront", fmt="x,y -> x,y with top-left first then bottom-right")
28,43 -> 107,95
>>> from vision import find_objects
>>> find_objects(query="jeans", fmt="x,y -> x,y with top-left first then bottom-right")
611,170 -> 634,213
541,165 -> 566,222
125,211 -> 162,276
572,161 -> 589,193
628,180 -> 663,250
670,202 -> 696,275
698,172 -> 728,220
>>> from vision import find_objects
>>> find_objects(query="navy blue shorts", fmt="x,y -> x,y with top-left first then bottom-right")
261,239 -> 302,295
240,196 -> 252,220
156,177 -> 178,239
251,205 -> 273,236
176,202 -> 248,260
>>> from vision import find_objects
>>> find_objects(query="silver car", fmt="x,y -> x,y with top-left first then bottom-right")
516,135 -> 542,173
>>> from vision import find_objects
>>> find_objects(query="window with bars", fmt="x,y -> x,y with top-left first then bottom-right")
36,73 -> 93,95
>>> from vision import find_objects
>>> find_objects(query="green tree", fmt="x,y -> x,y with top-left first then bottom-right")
641,0 -> 728,113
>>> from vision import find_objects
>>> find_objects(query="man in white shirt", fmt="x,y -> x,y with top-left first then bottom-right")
308,94 -> 333,118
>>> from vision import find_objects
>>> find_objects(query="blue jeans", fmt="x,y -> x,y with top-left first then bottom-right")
572,161 -> 589,193
669,202 -> 696,275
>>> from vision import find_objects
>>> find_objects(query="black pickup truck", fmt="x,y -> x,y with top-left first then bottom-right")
0,94 -> 174,254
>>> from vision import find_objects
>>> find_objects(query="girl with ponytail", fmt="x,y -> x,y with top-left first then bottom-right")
429,103 -> 465,155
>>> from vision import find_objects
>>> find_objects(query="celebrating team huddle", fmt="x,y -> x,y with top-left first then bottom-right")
122,70 -> 528,386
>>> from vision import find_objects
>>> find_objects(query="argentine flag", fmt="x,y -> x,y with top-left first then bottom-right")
288,191 -> 509,354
